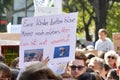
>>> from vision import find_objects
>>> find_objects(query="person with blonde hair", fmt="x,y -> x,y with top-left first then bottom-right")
104,50 -> 118,69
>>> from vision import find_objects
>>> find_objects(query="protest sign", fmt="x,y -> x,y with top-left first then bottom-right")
33,0 -> 62,16
34,0 -> 54,7
113,33 -> 120,55
19,12 -> 78,74
48,61 -> 68,74
34,7 -> 60,16
7,23 -> 21,33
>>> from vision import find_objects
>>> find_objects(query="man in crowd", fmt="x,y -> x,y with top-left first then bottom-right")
68,50 -> 87,79
88,57 -> 106,80
95,28 -> 114,52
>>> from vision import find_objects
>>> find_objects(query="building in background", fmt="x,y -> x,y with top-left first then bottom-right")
13,0 -> 62,24
13,0 -> 34,24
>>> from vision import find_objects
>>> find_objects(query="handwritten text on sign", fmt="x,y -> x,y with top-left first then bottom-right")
21,16 -> 76,47
19,13 -> 78,70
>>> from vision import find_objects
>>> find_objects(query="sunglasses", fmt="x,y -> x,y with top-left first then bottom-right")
107,56 -> 115,59
70,65 -> 84,71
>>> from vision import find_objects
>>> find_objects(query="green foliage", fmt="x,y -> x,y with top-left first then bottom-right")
0,0 -> 13,13
107,2 -> 120,39
63,0 -> 94,36
63,0 -> 120,41
63,0 -> 83,33
1,0 -> 120,41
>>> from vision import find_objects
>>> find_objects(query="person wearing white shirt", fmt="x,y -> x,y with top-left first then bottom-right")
95,28 -> 114,52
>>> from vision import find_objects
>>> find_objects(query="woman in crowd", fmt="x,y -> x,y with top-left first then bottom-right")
104,50 -> 118,69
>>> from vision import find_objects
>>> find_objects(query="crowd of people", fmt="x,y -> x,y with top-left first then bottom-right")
0,28 -> 120,80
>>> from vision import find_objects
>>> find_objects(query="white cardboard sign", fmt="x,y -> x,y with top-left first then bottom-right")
19,12 -> 78,74
33,0 -> 62,16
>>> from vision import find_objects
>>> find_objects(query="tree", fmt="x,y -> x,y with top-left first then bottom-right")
89,0 -> 120,41
88,0 -> 109,41
63,0 -> 94,41
63,0 -> 120,42
0,0 -> 12,13
0,0 -> 12,31
107,2 -> 120,39
1,0 -> 120,41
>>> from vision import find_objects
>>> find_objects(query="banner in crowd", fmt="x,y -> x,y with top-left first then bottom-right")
33,0 -> 62,16
113,33 -> 120,55
7,23 -> 21,33
19,12 -> 78,74
34,0 -> 54,7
